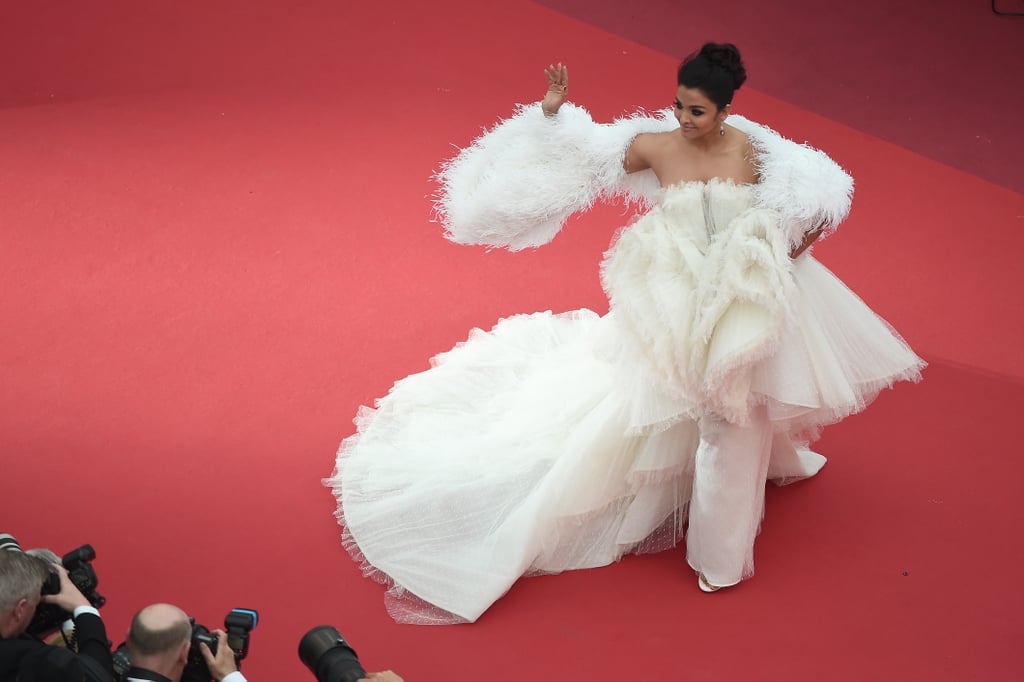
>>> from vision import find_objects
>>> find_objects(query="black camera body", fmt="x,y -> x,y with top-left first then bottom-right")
182,609 -> 258,682
112,608 -> 258,682
30,544 -> 106,636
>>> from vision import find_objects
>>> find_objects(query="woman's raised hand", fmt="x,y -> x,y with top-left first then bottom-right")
542,62 -> 569,116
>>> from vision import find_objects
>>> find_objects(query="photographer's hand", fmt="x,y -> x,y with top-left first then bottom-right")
40,564 -> 91,612
200,629 -> 240,682
363,673 -> 404,681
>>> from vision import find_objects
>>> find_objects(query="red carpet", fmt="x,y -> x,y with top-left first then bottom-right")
2,2 -> 1022,680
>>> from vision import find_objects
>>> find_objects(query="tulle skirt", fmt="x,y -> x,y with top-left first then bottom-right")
326,255 -> 924,624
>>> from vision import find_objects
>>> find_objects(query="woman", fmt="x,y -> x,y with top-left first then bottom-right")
327,43 -> 924,623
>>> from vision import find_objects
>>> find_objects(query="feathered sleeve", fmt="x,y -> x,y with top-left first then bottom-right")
727,115 -> 854,248
433,102 -> 677,251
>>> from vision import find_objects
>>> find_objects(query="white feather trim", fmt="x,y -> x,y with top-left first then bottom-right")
433,104 -> 854,252
433,103 -> 676,251
726,114 -> 854,247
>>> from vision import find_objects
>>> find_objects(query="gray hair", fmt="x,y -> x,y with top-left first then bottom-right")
26,547 -> 62,565
0,550 -> 49,612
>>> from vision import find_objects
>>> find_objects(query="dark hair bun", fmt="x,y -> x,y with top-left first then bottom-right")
698,42 -> 746,90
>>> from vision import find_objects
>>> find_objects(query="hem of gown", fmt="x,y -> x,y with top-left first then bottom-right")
686,560 -> 744,590
325,438 -> 474,625
631,355 -> 926,441
325,423 -> 695,624
758,357 -> 926,441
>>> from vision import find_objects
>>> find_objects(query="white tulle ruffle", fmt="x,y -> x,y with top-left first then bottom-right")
328,311 -> 702,624
328,179 -> 923,624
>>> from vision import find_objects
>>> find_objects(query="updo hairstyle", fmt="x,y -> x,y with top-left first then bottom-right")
677,43 -> 747,110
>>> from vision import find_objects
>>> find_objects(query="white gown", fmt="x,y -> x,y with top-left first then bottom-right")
326,107 -> 925,624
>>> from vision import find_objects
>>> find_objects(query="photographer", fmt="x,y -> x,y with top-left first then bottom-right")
298,625 -> 404,682
0,549 -> 114,681
125,605 -> 403,682
124,604 -> 244,682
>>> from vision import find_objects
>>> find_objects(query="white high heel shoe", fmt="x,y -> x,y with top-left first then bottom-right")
698,573 -> 722,593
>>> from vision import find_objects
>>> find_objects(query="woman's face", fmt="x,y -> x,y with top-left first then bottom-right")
674,85 -> 728,138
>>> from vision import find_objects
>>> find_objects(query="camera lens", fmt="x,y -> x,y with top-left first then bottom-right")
62,544 -> 96,568
298,625 -> 367,682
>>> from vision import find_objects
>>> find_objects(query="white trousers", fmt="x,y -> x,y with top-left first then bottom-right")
686,406 -> 825,587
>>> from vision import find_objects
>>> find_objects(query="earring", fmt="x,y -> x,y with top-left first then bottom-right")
720,122 -> 725,137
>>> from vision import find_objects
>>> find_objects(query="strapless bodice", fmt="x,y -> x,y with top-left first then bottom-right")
656,180 -> 759,238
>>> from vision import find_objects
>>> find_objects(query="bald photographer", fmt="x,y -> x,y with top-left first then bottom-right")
123,604 -> 246,682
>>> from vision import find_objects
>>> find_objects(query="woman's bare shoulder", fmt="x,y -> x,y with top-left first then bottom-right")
634,130 -> 678,148
631,130 -> 677,160
626,130 -> 678,174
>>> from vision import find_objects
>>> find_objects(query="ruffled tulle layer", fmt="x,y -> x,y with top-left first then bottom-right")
328,311 -> 701,623
326,258 -> 921,622
750,256 -> 925,436
600,181 -> 924,436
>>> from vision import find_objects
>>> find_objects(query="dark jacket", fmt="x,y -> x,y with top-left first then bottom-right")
0,612 -> 113,681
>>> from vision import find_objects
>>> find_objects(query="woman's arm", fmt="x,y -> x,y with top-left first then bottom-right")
624,134 -> 653,174
790,224 -> 824,258
727,115 -> 854,250
434,64 -> 676,250
544,62 -> 651,175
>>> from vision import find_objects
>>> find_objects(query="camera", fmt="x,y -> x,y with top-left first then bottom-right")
299,626 -> 367,682
30,543 -> 106,636
112,608 -> 258,682
183,609 -> 258,682
0,533 -> 109,638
